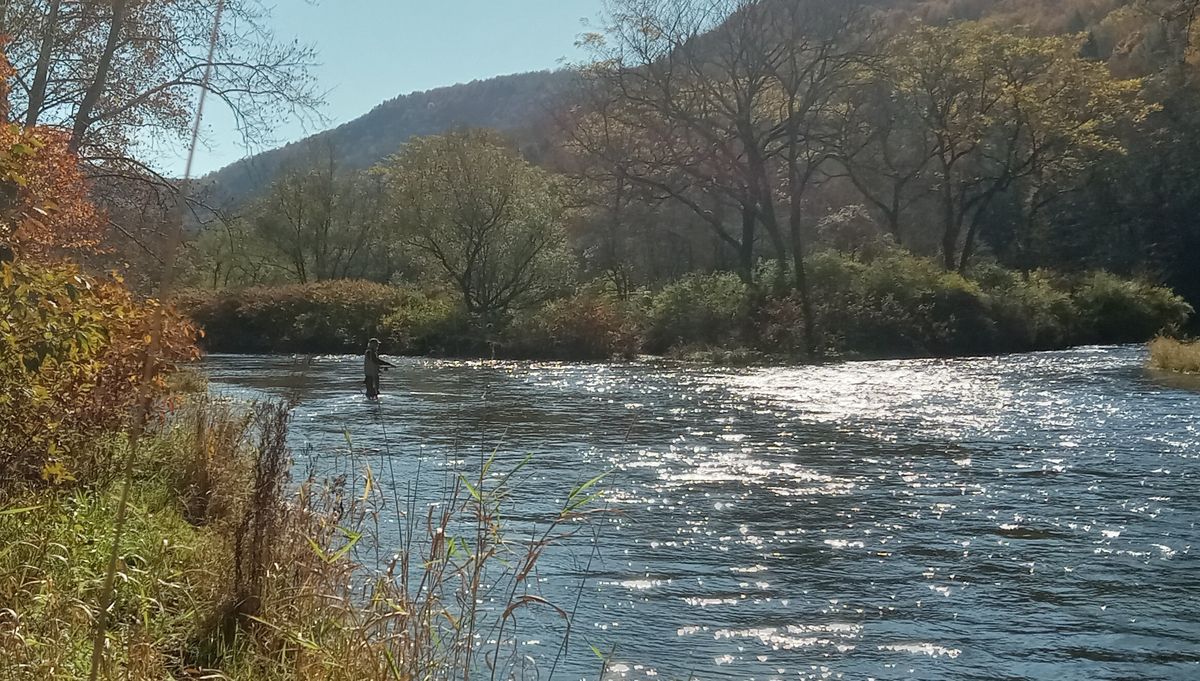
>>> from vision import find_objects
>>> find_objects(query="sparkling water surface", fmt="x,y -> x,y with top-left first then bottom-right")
204,346 -> 1199,681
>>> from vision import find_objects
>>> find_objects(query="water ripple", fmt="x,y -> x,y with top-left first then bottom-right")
205,346 -> 1200,680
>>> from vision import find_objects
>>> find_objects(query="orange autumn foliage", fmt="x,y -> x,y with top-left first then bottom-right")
0,260 -> 201,487
0,48 -> 104,261
0,44 -> 198,492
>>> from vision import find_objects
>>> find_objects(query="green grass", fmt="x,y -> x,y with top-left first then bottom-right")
1149,336 -> 1200,374
165,366 -> 209,394
0,400 -> 596,680
0,461 -> 228,677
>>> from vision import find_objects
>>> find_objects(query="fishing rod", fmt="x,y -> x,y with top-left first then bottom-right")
87,2 -> 227,678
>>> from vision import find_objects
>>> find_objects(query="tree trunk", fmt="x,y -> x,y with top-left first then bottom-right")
933,150 -> 960,269
940,188 -> 959,270
70,0 -> 128,152
787,147 -> 818,358
958,221 -> 980,274
25,0 -> 62,128
793,249 -> 817,358
745,147 -> 789,287
739,200 -> 757,284
888,187 -> 903,245
757,195 -> 790,289
958,190 -> 1002,273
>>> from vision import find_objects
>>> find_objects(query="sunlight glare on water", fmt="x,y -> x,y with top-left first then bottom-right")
204,346 -> 1199,680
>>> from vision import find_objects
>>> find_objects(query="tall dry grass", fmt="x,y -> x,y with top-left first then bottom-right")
1149,336 -> 1200,374
0,399 -> 597,680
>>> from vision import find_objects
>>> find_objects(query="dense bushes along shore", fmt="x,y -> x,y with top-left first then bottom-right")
180,250 -> 1193,362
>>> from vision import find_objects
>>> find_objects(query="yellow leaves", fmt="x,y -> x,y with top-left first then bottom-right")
30,383 -> 51,403
40,460 -> 75,486
0,75 -> 103,261
887,20 -> 1149,170
1,259 -> 199,486
38,438 -> 75,486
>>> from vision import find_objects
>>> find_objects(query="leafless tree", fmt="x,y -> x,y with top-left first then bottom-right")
574,0 -> 869,354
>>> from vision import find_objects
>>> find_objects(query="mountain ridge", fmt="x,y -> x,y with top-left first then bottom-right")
199,69 -> 578,210
200,0 -> 1158,212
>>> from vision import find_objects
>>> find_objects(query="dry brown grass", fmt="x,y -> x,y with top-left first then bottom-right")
1149,336 -> 1200,374
0,399 -> 594,680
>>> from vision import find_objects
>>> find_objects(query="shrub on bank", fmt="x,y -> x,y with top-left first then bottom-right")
643,272 -> 750,354
180,256 -> 1193,361
379,293 -> 468,354
754,251 -> 1192,358
0,260 -> 197,492
506,293 -> 640,360
766,251 -> 998,358
984,269 -> 1079,351
859,252 -> 996,355
180,281 -> 420,354
1071,272 -> 1193,344
1149,336 -> 1200,373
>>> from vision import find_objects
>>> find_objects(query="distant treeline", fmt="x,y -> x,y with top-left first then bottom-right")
180,249 -> 1191,361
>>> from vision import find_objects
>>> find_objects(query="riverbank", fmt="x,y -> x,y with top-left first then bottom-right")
179,251 -> 1193,362
0,401 -> 319,678
0,255 -> 587,679
0,262 -> 584,677
1,396 -> 584,679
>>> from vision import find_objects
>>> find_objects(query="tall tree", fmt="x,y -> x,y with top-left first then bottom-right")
381,131 -> 570,316
571,24 -> 765,285
759,0 -> 869,352
251,143 -> 389,283
2,0 -> 319,173
576,0 -> 802,282
577,0 -> 865,355
882,24 -> 1148,271
830,70 -> 937,247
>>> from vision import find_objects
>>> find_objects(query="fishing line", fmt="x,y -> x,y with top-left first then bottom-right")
87,2 -> 227,678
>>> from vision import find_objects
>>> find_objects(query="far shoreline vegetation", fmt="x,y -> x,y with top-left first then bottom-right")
173,15 -> 1200,365
179,251 -> 1193,363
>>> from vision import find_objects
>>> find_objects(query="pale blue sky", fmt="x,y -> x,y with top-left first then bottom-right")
171,0 -> 605,176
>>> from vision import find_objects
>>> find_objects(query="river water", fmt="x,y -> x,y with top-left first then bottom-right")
204,346 -> 1199,681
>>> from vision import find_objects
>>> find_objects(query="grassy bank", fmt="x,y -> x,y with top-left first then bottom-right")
1,257 -> 597,679
180,250 -> 1193,361
1,400 -> 590,679
1149,336 -> 1200,374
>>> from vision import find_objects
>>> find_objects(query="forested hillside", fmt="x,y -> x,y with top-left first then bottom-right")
176,0 -> 1200,362
199,70 -> 576,208
201,0 -> 1191,194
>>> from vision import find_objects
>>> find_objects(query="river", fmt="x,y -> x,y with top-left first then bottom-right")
204,345 -> 1199,681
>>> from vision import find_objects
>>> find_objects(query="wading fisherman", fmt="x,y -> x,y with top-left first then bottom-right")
364,338 -> 395,399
